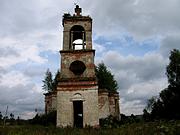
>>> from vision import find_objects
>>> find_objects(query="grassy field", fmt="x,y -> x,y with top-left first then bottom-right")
0,120 -> 180,135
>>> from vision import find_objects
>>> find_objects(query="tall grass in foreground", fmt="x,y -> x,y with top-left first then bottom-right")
0,120 -> 180,135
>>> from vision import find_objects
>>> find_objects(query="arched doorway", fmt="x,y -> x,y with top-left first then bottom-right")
71,93 -> 84,128
73,101 -> 83,128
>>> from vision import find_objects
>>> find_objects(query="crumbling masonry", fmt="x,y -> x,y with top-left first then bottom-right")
44,5 -> 120,128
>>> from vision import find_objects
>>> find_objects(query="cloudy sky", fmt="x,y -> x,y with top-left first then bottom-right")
0,0 -> 180,119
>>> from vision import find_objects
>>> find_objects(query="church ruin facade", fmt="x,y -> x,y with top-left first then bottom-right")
44,5 -> 120,128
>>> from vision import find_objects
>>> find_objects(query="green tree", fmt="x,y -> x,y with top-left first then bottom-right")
42,69 -> 53,92
95,62 -> 118,91
146,49 -> 180,119
166,49 -> 180,89
160,49 -> 180,119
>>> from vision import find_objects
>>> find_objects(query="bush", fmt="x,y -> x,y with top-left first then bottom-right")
100,115 -> 120,128
29,111 -> 56,126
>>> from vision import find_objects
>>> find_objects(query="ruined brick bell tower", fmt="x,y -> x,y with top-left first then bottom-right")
57,5 -> 99,127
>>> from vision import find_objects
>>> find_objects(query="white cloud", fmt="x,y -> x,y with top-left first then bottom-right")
93,42 -> 106,53
0,71 -> 30,88
0,83 -> 44,119
120,99 -> 145,115
82,0 -> 180,40
160,35 -> 180,57
19,111 -> 37,120
0,45 -> 47,68
103,50 -> 167,80
125,78 -> 167,100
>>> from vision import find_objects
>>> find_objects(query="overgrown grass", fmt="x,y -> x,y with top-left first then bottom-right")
0,120 -> 180,135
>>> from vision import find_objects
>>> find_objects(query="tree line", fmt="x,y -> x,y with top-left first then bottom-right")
0,111 -> 25,126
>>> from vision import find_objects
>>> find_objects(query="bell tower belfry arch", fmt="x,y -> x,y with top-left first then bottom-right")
57,5 -> 99,128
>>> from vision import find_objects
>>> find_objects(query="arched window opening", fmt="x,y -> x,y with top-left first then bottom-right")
70,25 -> 86,50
